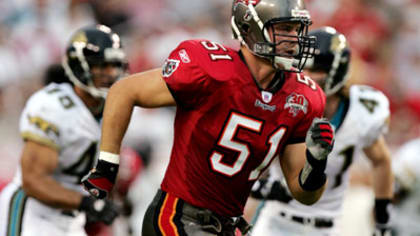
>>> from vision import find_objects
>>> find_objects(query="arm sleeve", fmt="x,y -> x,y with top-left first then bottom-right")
162,41 -> 212,109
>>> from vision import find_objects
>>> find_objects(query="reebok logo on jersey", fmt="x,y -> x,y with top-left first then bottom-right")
255,99 -> 276,112
284,93 -> 308,117
162,59 -> 180,78
179,49 -> 191,63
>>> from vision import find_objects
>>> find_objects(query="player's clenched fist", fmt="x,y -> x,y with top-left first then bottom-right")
305,117 -> 335,160
79,196 -> 119,225
82,152 -> 120,199
299,118 -> 335,191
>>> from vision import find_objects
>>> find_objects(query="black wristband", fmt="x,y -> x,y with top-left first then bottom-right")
374,198 -> 392,224
305,149 -> 327,173
298,150 -> 327,191
299,169 -> 326,191
96,159 -> 119,183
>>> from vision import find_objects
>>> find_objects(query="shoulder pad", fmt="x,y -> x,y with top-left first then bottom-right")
349,85 -> 390,145
173,39 -> 237,76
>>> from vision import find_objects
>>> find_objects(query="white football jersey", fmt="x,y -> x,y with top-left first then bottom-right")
13,83 -> 100,193
392,138 -> 420,234
274,85 -> 390,218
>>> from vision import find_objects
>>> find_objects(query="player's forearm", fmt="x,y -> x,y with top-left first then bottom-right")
371,152 -> 393,230
100,79 -> 135,154
288,175 -> 326,205
365,136 -> 394,198
372,157 -> 394,198
22,175 -> 82,209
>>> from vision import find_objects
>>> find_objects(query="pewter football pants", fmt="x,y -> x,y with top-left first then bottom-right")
142,189 -> 236,236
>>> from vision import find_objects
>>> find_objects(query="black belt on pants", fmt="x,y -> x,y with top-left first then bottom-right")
280,211 -> 334,228
181,199 -> 252,235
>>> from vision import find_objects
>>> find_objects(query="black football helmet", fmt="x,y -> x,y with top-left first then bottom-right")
305,27 -> 351,96
62,25 -> 127,98
231,0 -> 316,72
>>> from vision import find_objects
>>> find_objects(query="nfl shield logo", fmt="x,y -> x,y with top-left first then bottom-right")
162,59 -> 180,78
261,91 -> 272,103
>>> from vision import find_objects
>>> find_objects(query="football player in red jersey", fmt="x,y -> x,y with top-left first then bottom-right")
82,0 -> 335,235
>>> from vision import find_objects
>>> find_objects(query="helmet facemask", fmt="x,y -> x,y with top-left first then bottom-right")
260,19 -> 316,72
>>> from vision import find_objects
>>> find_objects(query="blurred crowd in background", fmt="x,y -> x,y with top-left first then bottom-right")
0,0 -> 420,235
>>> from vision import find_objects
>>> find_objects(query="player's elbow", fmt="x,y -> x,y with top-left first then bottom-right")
108,79 -> 126,99
371,154 -> 392,169
107,77 -> 138,107
294,193 -> 321,205
290,182 -> 326,205
21,173 -> 41,197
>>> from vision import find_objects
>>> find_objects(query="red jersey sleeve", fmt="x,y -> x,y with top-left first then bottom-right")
162,40 -> 211,108
287,74 -> 326,144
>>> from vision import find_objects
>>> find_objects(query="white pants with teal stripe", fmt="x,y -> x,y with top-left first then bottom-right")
0,183 -> 87,236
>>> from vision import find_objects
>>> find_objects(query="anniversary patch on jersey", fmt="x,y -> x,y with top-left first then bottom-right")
284,92 -> 308,117
162,59 -> 180,78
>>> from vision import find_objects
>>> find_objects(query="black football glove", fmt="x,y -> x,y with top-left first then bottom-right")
373,225 -> 392,236
79,196 -> 119,225
373,199 -> 393,236
82,159 -> 119,199
251,178 -> 292,203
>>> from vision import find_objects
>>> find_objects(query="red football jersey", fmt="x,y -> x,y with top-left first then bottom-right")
161,40 -> 326,217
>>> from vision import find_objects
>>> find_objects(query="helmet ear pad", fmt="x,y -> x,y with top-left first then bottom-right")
241,23 -> 250,36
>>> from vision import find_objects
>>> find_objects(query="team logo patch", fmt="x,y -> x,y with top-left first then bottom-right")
330,34 -> 348,53
284,93 -> 308,117
178,49 -> 191,63
162,59 -> 180,78
70,32 -> 87,44
261,91 -> 273,103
